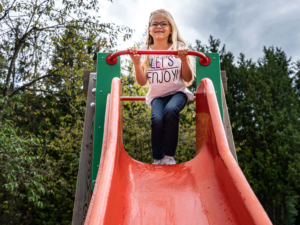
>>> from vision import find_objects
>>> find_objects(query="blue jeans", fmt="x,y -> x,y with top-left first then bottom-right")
151,92 -> 188,160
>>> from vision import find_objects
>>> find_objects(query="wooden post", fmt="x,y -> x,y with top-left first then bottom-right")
83,71 -> 96,97
221,71 -> 238,162
72,72 -> 96,225
221,70 -> 227,94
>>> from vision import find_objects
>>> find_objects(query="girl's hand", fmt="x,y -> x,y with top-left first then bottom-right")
175,46 -> 189,62
128,47 -> 141,64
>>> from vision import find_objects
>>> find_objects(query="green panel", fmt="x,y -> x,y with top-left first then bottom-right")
92,53 -> 120,190
196,53 -> 223,120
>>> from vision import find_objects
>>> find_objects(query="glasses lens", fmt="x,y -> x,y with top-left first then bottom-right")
150,22 -> 169,27
160,22 -> 168,27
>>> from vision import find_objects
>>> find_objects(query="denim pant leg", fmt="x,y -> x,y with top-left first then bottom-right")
151,97 -> 167,160
163,92 -> 187,157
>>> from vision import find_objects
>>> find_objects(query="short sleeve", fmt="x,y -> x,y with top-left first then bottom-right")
139,45 -> 148,63
177,41 -> 186,48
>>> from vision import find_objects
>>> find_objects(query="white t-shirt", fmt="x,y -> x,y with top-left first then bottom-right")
140,42 -> 194,107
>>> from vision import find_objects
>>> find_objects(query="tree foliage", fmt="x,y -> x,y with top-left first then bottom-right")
0,0 -> 132,120
195,37 -> 300,225
0,0 -> 133,223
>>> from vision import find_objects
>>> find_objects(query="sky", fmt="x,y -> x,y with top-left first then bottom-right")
97,0 -> 300,63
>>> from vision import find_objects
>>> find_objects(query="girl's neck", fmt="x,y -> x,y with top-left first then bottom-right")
151,41 -> 172,50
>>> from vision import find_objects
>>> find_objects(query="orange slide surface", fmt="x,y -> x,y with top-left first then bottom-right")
84,78 -> 272,225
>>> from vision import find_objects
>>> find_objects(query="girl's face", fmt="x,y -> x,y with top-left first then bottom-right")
148,14 -> 172,42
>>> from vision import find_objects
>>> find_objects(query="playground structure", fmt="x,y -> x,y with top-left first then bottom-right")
72,51 -> 272,225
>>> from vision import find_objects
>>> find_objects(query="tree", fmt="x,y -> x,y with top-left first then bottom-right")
0,1 -> 133,223
0,0 -> 132,121
0,96 -> 45,224
193,36 -> 300,224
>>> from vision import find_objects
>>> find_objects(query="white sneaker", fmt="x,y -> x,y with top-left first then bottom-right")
152,159 -> 163,165
162,156 -> 176,165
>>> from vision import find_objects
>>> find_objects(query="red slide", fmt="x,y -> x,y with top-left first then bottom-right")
84,78 -> 272,225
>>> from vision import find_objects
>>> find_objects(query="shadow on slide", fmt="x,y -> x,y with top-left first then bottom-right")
84,78 -> 272,225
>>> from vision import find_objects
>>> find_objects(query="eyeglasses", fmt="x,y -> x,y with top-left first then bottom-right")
149,21 -> 170,28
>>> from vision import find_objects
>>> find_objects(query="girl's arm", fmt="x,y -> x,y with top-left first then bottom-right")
134,63 -> 148,86
181,58 -> 193,83
176,46 -> 193,83
128,47 -> 148,86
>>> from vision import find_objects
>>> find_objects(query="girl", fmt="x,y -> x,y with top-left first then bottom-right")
128,9 -> 195,165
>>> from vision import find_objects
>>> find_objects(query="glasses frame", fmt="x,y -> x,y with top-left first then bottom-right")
149,21 -> 170,28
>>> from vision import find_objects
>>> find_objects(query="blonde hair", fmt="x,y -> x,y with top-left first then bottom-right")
141,9 -> 196,86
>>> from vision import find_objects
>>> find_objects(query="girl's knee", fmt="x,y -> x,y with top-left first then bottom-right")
163,102 -> 184,117
163,107 -> 180,123
151,114 -> 164,127
163,106 -> 178,116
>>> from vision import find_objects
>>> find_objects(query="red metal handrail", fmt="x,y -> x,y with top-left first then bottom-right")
106,50 -> 211,66
120,96 -> 196,101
